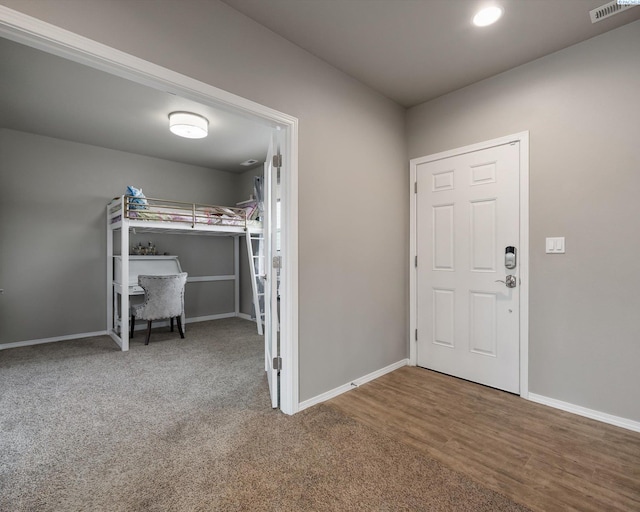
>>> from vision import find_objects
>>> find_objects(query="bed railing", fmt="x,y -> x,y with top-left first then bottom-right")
109,195 -> 252,229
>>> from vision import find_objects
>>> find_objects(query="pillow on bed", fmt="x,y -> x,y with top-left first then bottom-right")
126,185 -> 148,210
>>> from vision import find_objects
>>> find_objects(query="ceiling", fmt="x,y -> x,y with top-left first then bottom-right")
1,1 -> 637,166
222,0 -> 640,107
0,37 -> 273,173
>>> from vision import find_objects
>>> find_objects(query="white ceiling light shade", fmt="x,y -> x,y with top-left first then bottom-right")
168,111 -> 209,139
473,6 -> 503,27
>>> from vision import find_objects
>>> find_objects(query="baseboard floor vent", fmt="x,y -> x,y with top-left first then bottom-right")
589,1 -> 636,23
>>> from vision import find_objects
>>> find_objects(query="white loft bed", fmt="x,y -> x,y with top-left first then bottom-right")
107,194 -> 264,351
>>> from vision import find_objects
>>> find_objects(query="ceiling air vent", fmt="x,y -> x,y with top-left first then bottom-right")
589,1 -> 636,23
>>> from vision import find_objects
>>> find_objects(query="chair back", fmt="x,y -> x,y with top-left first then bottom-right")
137,273 -> 188,321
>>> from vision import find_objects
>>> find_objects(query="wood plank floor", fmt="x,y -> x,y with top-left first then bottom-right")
327,366 -> 640,512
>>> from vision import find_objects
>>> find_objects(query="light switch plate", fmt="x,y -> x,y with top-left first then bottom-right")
546,237 -> 565,254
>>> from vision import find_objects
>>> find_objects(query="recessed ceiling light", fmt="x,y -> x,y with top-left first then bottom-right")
473,6 -> 503,27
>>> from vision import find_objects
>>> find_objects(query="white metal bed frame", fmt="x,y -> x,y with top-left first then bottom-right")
107,194 -> 264,351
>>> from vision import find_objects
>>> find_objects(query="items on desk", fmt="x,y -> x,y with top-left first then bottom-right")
131,241 -> 158,255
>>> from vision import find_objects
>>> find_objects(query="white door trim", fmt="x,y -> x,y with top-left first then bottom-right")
0,6 -> 300,414
409,132 -> 529,398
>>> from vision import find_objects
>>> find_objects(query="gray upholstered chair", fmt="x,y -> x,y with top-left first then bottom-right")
130,273 -> 188,345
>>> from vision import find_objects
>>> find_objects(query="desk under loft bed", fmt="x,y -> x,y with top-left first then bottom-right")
107,195 -> 264,351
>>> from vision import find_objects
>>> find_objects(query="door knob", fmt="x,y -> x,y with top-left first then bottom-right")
495,275 -> 517,288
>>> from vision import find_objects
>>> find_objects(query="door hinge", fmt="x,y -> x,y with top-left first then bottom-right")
414,182 -> 417,193
273,356 -> 282,371
415,255 -> 418,268
272,255 -> 282,269
415,329 -> 418,341
273,154 -> 282,168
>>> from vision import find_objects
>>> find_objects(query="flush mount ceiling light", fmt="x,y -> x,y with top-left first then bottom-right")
473,6 -> 503,27
168,111 -> 209,139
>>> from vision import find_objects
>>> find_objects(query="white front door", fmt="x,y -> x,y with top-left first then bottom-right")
416,142 -> 520,393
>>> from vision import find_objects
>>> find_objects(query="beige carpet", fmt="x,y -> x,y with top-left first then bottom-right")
1,318 -> 530,511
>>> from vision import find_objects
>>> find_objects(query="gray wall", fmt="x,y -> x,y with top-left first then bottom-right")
238,168 -> 262,318
0,0 -> 408,402
0,129 -> 243,342
407,22 -> 640,422
238,168 -> 261,202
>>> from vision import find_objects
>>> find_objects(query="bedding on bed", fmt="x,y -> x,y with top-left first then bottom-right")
109,192 -> 260,229
128,206 -> 247,226
108,190 -> 262,228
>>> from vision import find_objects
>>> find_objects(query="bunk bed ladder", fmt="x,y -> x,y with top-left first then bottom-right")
246,231 -> 265,335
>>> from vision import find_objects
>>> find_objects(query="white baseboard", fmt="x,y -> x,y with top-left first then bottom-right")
130,312 -> 238,331
298,358 -> 409,412
236,313 -> 255,322
1,313 -> 241,350
0,330 -> 108,351
186,312 -> 236,324
528,393 -> 640,433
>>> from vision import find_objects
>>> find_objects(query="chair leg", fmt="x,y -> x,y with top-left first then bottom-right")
145,320 -> 152,345
170,317 -> 174,332
130,315 -> 135,339
177,316 -> 185,339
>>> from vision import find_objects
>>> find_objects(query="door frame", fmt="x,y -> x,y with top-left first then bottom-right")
0,6 -> 300,414
409,132 -> 529,398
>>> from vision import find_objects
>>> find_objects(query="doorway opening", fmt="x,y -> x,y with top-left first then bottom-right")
0,7 -> 299,414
